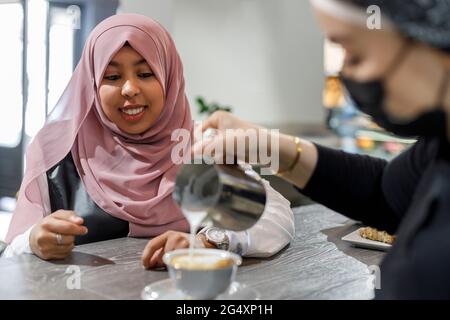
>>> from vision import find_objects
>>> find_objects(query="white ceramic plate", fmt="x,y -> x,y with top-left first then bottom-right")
341,228 -> 392,251
141,279 -> 260,300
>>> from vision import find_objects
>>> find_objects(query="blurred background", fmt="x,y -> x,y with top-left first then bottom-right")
0,0 -> 414,240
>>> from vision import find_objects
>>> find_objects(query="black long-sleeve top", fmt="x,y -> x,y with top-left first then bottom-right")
300,137 -> 450,299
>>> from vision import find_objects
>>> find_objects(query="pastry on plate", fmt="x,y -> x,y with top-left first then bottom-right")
359,227 -> 396,244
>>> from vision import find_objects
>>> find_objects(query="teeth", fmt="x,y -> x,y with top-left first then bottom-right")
122,107 -> 144,115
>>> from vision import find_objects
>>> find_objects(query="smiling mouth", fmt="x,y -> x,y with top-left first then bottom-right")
119,105 -> 148,122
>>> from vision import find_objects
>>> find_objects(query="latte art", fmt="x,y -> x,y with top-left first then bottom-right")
170,254 -> 234,270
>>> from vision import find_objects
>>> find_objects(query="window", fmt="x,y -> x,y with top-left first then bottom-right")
0,1 -> 25,199
0,0 -> 82,199
25,1 -> 80,136
24,0 -> 48,139
0,2 -> 24,148
47,4 -> 78,115
0,0 -> 117,200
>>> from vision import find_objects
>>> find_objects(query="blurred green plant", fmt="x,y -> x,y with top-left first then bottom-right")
196,96 -> 232,115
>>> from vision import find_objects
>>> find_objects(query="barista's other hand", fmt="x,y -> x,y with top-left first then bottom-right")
141,231 -> 215,269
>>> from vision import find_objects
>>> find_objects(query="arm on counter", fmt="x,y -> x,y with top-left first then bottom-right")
141,178 -> 295,269
295,138 -> 433,234
192,111 -> 431,236
299,143 -> 397,233
223,178 -> 295,258
4,178 -> 295,262
1,226 -> 34,258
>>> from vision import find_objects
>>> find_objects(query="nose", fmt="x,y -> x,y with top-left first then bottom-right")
121,79 -> 140,99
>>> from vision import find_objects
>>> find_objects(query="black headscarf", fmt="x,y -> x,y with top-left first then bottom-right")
340,0 -> 450,52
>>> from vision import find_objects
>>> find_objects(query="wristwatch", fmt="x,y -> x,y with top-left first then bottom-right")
0,240 -> 7,257
204,227 -> 230,251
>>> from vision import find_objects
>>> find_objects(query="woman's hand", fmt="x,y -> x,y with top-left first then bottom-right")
192,111 -> 264,165
200,110 -> 258,132
29,210 -> 88,260
141,231 -> 214,269
194,111 -> 319,188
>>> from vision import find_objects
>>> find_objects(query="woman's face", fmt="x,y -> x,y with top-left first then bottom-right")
99,46 -> 164,135
313,8 -> 450,121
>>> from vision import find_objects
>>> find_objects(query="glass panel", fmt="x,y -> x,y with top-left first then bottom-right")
24,0 -> 48,139
0,2 -> 23,148
47,5 -> 75,115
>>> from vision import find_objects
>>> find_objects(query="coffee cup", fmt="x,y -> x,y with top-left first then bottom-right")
163,248 -> 242,299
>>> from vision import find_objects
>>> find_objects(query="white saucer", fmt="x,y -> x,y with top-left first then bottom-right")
141,278 -> 260,300
341,228 -> 392,251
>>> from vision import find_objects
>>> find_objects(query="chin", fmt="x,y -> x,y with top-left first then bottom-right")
120,126 -> 149,135
120,121 -> 156,135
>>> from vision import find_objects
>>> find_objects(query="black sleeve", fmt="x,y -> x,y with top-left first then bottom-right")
300,138 -> 436,234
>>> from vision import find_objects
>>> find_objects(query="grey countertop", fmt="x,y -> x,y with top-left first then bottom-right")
0,204 -> 385,299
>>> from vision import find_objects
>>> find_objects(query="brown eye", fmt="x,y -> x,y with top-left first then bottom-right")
139,72 -> 154,78
104,75 -> 120,81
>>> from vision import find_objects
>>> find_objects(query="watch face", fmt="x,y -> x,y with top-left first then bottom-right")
206,228 -> 226,243
0,241 -> 6,256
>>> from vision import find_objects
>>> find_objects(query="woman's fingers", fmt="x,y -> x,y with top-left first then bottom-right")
191,136 -> 213,159
199,112 -> 220,132
142,231 -> 191,269
148,247 -> 165,269
44,249 -> 73,260
42,218 -> 88,236
195,112 -> 264,162
142,233 -> 169,269
51,242 -> 75,254
52,210 -> 84,225
42,232 -> 75,249
36,238 -> 75,260
50,233 -> 75,246
164,234 -> 189,253
191,135 -> 229,163
30,211 -> 86,261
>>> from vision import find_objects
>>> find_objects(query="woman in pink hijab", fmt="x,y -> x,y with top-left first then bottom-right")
6,13 -> 192,258
4,14 -> 294,264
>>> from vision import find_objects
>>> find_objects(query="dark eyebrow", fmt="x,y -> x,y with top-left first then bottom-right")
108,58 -> 148,67
133,58 -> 147,66
108,60 -> 120,67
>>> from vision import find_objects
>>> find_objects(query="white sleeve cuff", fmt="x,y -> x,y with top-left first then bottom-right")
226,230 -> 249,256
195,177 -> 295,258
242,178 -> 295,258
2,225 -> 34,258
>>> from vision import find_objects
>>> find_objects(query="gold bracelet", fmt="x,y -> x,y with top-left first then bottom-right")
276,136 -> 302,176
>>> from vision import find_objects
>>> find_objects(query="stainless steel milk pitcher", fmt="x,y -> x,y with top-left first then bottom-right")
173,162 -> 267,231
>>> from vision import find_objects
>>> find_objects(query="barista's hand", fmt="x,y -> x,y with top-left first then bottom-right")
192,111 -> 267,164
141,231 -> 215,269
194,112 -> 319,189
200,110 -> 257,131
29,210 -> 88,260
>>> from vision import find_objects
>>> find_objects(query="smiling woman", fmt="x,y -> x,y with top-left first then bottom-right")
99,43 -> 165,134
5,13 -> 194,258
3,14 -> 295,265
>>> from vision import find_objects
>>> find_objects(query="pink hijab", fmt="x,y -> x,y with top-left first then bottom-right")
6,14 -> 192,243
